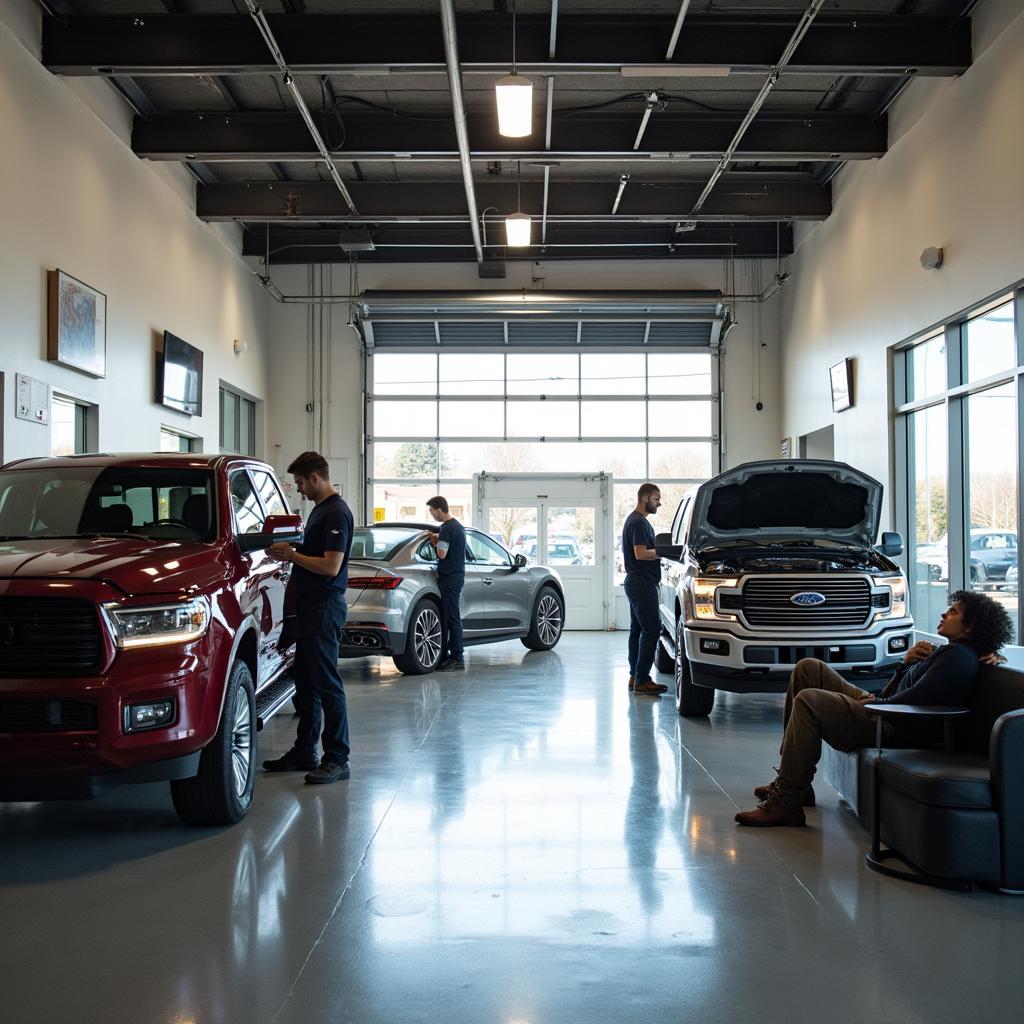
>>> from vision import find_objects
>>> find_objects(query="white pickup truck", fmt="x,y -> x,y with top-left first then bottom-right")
654,460 -> 914,716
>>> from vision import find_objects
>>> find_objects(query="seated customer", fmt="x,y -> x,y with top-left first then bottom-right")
735,590 -> 1014,828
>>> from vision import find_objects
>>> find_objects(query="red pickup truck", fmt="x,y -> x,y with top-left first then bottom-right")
0,453 -> 302,825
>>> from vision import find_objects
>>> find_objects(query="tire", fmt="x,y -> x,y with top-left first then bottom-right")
654,633 -> 675,674
171,660 -> 256,826
392,598 -> 443,674
521,586 -> 565,651
674,619 -> 715,717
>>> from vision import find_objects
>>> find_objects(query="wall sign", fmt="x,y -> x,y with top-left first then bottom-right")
15,373 -> 50,425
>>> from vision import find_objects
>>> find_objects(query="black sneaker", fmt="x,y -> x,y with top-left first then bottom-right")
305,757 -> 351,784
439,659 -> 465,672
263,748 -> 319,772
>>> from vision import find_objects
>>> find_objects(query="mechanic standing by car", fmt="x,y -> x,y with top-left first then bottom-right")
427,495 -> 466,671
622,483 -> 668,696
264,451 -> 354,784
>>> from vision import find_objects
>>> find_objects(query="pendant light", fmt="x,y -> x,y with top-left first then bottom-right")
505,161 -> 531,247
495,1 -> 533,138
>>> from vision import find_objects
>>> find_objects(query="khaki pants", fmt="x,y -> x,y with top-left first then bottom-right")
777,659 -> 889,791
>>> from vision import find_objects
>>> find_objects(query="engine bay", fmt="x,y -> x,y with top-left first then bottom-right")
699,546 -> 894,576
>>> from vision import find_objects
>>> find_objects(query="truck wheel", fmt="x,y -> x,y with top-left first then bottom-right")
392,599 -> 443,674
521,586 -> 564,651
654,634 -> 675,674
674,620 -> 715,717
171,659 -> 256,826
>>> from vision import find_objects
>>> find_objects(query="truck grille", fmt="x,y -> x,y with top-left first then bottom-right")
0,598 -> 104,677
741,577 -> 872,628
0,699 -> 98,732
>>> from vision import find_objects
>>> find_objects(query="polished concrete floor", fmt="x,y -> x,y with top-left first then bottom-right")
3,632 -> 1023,1024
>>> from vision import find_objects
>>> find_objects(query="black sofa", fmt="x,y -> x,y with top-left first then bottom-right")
822,663 -> 1024,893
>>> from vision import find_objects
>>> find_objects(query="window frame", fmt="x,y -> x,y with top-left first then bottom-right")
219,386 -> 257,456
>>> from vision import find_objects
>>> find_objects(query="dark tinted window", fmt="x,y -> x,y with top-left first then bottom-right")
350,527 -> 421,561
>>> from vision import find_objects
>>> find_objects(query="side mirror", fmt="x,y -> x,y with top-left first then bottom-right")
237,513 -> 304,553
876,531 -> 904,557
512,553 -> 528,570
654,532 -> 683,561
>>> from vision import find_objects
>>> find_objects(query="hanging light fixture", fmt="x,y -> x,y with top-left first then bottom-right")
495,1 -> 532,138
505,161 -> 531,246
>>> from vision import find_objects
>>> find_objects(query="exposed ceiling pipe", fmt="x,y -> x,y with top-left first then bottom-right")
632,91 -> 660,151
439,0 -> 484,263
611,173 -> 630,215
542,1 -> 558,246
690,0 -> 826,215
243,0 -> 358,216
665,0 -> 693,61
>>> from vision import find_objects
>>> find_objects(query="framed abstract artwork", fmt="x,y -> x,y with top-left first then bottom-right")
47,269 -> 107,378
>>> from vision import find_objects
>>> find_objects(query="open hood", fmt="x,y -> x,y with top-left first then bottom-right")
688,460 -> 883,552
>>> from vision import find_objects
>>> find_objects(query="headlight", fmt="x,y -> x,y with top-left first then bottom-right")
690,577 -> 739,620
105,598 -> 210,649
874,577 -> 907,620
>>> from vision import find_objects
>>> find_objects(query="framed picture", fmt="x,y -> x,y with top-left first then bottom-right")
47,269 -> 107,378
829,357 -> 853,412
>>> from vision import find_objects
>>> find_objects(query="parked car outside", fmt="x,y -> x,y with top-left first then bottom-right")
655,460 -> 914,717
1002,561 -> 1018,593
0,453 -> 302,825
522,536 -> 583,565
917,528 -> 1016,585
341,523 -> 565,673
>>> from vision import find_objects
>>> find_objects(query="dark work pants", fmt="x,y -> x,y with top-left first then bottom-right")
293,591 -> 350,763
438,573 -> 465,662
623,576 -> 660,683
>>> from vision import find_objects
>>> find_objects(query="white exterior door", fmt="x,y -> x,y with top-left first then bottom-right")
475,473 -> 611,630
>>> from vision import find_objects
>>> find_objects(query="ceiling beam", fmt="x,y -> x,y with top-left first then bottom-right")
241,222 -> 794,264
132,110 -> 887,163
43,14 -> 971,78
197,178 -> 829,222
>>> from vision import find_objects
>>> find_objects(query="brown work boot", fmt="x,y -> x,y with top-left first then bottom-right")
628,675 -> 635,691
754,773 -> 815,807
735,786 -> 806,828
633,679 -> 668,696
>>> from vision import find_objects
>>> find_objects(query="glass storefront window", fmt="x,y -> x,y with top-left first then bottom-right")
581,353 -> 645,395
965,300 -> 1015,385
373,353 -> 436,395
439,353 -> 503,395
908,404 -> 949,633
905,334 -> 947,402
647,352 -> 713,395
506,354 -> 579,396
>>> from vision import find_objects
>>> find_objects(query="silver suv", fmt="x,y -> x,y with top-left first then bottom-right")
655,460 -> 914,716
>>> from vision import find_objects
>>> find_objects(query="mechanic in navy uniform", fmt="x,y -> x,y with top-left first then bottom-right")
622,482 -> 668,697
264,451 -> 355,784
427,495 -> 466,671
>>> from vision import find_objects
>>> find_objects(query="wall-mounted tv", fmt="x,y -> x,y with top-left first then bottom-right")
158,331 -> 204,416
829,357 -> 853,413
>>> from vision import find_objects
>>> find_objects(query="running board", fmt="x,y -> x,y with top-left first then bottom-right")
255,674 -> 296,731
659,632 -> 678,660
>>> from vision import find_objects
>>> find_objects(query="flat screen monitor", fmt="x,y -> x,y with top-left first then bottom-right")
829,357 -> 853,413
159,331 -> 204,416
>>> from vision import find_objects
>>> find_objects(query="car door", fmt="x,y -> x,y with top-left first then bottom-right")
416,536 -> 487,637
229,468 -> 287,685
660,497 -> 690,632
466,530 -> 530,632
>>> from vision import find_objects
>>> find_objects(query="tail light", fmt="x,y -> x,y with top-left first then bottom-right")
348,576 -> 404,590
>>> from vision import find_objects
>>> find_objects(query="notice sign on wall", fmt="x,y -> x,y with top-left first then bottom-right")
15,373 -> 50,425
373,507 -> 386,523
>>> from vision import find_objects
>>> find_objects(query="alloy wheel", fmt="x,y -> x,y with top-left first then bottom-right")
230,688 -> 253,798
414,607 -> 443,667
536,593 -> 563,646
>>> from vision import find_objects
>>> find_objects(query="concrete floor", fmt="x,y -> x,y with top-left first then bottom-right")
3,632 -> 1023,1024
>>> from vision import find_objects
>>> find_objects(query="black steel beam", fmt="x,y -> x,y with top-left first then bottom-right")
133,110 -> 886,163
241,221 -> 794,264
43,14 -> 971,77
199,178 -> 829,222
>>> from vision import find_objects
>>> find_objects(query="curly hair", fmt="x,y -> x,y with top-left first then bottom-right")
948,590 -> 1015,655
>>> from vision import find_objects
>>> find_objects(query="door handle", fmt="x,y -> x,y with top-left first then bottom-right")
482,578 -> 494,586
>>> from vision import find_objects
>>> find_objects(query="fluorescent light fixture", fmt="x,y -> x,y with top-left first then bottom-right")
495,74 -> 533,137
505,212 -> 531,246
620,65 -> 732,78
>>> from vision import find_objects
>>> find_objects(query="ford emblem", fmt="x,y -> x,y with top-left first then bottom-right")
791,592 -> 826,607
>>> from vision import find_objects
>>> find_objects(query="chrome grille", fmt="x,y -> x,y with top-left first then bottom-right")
741,577 -> 872,628
0,598 -> 104,677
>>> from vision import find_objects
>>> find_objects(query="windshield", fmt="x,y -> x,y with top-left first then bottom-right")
0,466 -> 216,542
350,526 -> 422,561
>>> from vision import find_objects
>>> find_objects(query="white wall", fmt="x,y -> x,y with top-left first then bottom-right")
780,0 -> 1024,522
265,258 -> 784,522
0,0 -> 269,462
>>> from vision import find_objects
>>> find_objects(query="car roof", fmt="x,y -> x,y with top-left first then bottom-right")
0,452 -> 268,471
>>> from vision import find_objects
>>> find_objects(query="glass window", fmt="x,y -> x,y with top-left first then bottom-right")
905,334 -> 947,402
160,429 -> 196,453
649,400 -> 713,437
547,506 -> 595,566
349,526 -> 423,560
372,401 -> 437,438
647,353 -> 713,395
373,353 -> 437,395
239,397 -> 255,456
371,482 -> 472,525
580,401 -> 645,438
229,471 -> 265,535
507,401 -> 578,438
908,404 -> 948,632
51,396 -> 87,456
648,443 -> 714,479
967,383 -> 1017,641
438,401 -> 504,437
965,300 -> 1015,385
506,354 -> 578,396
440,353 -> 503,395
581,353 -> 644,395
486,506 -> 539,556
220,388 -> 238,452
250,469 -> 288,518
466,531 -> 510,566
